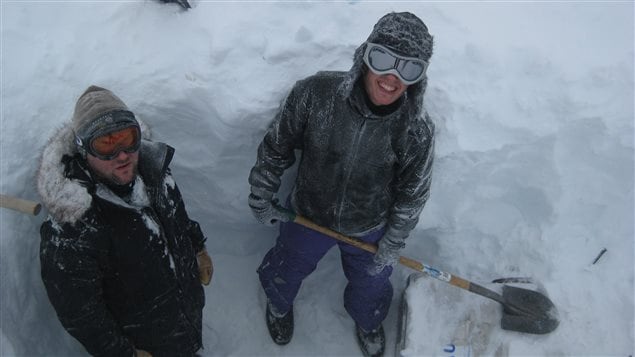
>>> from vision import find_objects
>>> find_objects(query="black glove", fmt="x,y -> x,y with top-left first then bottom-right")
248,193 -> 289,226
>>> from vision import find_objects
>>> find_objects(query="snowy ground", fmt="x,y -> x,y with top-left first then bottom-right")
1,1 -> 633,356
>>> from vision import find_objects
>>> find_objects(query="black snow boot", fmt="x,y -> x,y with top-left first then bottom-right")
266,300 -> 294,345
355,324 -> 385,357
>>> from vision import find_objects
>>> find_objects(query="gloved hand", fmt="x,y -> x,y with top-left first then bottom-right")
197,249 -> 213,286
369,235 -> 404,275
248,193 -> 289,226
134,349 -> 152,357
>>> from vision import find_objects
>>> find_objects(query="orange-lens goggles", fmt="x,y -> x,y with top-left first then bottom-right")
89,126 -> 141,160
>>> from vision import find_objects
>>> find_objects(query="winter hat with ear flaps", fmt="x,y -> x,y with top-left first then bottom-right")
72,85 -> 139,148
366,12 -> 433,63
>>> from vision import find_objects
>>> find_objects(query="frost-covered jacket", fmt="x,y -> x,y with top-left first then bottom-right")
38,124 -> 205,357
249,70 -> 435,240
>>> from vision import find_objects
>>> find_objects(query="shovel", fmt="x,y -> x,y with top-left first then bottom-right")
277,207 -> 559,335
0,194 -> 41,216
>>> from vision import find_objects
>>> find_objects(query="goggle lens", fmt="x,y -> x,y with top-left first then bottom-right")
396,60 -> 426,81
364,43 -> 428,84
90,126 -> 140,160
367,47 -> 398,71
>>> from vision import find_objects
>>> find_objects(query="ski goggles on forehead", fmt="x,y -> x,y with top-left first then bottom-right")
363,42 -> 428,85
84,125 -> 141,160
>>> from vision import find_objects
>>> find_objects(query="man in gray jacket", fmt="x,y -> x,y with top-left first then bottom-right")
248,12 -> 435,357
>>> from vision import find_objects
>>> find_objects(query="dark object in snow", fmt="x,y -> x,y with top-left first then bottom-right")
395,274 -> 413,356
159,0 -> 191,10
592,248 -> 607,265
265,301 -> 294,345
356,324 -> 385,357
491,277 -> 535,284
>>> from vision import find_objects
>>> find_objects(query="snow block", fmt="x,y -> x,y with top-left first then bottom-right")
396,273 -> 512,357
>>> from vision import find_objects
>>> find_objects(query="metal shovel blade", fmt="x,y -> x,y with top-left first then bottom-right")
500,285 -> 560,334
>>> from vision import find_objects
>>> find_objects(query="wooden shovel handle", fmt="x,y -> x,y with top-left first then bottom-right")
0,194 -> 42,216
284,209 -> 509,307
292,213 -> 470,289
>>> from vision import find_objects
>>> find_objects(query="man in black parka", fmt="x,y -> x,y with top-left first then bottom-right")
38,85 -> 213,357
248,12 -> 435,357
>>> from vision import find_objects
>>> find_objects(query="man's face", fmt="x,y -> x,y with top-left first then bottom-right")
86,150 -> 139,185
363,70 -> 409,106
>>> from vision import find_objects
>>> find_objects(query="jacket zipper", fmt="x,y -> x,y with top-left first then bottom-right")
335,117 -> 367,231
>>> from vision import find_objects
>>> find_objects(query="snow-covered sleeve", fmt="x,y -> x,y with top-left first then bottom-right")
39,217 -> 135,357
386,115 -> 435,243
248,80 -> 310,199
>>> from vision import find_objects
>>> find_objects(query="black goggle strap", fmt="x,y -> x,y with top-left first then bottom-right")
75,110 -> 137,143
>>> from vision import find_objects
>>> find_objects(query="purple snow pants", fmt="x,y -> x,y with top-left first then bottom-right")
257,220 -> 393,332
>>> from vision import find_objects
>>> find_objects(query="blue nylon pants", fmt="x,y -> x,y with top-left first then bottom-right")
257,220 -> 393,331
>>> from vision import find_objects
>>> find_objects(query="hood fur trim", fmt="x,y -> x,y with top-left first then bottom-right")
37,123 -> 91,224
37,117 -> 151,224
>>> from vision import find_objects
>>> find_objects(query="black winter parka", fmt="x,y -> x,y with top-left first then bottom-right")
39,138 -> 205,357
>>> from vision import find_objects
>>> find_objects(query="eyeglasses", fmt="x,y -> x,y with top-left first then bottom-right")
363,42 -> 428,85
88,126 -> 141,160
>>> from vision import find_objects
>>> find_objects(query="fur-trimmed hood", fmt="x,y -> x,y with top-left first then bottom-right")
36,118 -> 155,224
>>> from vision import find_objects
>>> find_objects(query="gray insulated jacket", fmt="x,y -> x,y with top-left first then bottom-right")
37,123 -> 205,357
249,67 -> 435,240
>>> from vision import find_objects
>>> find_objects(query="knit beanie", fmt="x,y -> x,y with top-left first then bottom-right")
72,85 -> 138,147
366,12 -> 433,63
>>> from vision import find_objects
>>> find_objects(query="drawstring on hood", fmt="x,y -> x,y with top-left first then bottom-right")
340,12 -> 434,118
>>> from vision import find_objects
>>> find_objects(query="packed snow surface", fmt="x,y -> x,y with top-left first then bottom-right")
1,1 -> 633,356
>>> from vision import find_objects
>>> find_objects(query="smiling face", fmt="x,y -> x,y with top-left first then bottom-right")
86,150 -> 139,185
363,69 -> 409,106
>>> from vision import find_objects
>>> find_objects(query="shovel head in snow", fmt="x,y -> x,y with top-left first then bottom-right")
453,277 -> 560,335
500,285 -> 559,334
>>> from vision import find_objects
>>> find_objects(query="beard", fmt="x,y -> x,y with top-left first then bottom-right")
109,163 -> 138,186
91,159 -> 139,187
